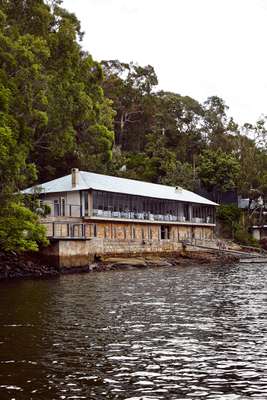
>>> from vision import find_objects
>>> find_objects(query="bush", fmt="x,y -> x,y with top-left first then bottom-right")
0,201 -> 48,252
217,203 -> 259,246
234,227 -> 259,247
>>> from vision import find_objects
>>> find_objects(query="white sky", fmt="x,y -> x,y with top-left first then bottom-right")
62,0 -> 267,125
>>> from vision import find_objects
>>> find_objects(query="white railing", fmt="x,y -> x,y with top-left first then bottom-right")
92,209 -> 214,224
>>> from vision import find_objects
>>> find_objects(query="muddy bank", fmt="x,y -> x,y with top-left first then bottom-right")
0,250 -> 239,281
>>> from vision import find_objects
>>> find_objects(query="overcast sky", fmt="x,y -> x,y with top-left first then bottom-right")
62,0 -> 267,125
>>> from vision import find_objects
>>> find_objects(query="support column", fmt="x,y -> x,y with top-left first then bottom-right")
189,204 -> 193,222
88,190 -> 93,217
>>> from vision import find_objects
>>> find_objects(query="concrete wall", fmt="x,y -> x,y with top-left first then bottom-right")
42,238 -> 184,268
40,218 -> 215,269
42,229 -> 214,269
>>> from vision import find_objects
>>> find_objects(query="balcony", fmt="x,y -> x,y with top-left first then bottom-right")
90,209 -> 214,225
41,201 -> 82,218
41,221 -> 95,239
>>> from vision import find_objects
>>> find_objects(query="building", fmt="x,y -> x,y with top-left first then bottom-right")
238,195 -> 267,241
23,169 -> 217,267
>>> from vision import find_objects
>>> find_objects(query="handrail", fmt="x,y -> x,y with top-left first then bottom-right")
41,221 -> 95,239
187,239 -> 266,258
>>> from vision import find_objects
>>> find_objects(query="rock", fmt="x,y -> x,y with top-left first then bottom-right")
146,258 -> 173,267
0,251 -> 59,280
103,257 -> 147,267
88,263 -> 98,271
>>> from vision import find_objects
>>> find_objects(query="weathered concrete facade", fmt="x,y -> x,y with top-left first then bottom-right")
41,238 -> 185,268
40,220 -> 215,268
93,221 -> 213,241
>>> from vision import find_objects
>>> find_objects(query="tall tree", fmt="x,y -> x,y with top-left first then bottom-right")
0,0 -> 115,251
198,149 -> 240,202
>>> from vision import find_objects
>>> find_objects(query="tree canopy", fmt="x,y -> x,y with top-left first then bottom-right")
0,0 -> 267,252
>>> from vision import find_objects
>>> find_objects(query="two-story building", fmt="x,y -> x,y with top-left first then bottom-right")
23,169 -> 217,267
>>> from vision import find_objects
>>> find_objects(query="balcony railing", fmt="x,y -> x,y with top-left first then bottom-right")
41,201 -> 82,218
41,222 -> 95,239
91,209 -> 214,224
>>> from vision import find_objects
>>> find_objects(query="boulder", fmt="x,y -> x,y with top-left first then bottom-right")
103,257 -> 147,267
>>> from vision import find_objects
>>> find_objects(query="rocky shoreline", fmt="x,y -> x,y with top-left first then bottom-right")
0,251 -> 59,280
0,250 -> 239,281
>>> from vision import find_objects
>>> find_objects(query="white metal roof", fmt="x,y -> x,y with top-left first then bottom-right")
22,171 -> 217,206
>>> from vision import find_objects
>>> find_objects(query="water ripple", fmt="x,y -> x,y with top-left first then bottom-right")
0,262 -> 266,399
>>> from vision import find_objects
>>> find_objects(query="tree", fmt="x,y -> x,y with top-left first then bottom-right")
102,60 -> 158,152
0,0 -> 115,251
0,7 -> 48,251
161,161 -> 195,190
198,149 -> 240,202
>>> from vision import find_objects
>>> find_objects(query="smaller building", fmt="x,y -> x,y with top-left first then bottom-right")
23,169 -> 218,267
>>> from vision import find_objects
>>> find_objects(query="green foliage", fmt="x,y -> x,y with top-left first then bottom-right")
0,0 -> 115,252
198,149 -> 240,199
234,227 -> 259,247
161,161 -> 196,190
217,204 -> 258,246
217,204 -> 242,226
0,0 -> 267,253
0,201 -> 48,252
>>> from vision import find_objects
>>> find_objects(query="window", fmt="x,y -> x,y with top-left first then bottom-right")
60,198 -> 65,217
141,227 -> 145,240
54,199 -> 60,217
160,225 -> 170,240
93,224 -> 97,237
184,204 -> 189,221
83,191 -> 88,216
104,226 -> 108,239
160,225 -> 165,240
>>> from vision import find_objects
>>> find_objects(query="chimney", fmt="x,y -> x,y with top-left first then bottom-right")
71,168 -> 79,188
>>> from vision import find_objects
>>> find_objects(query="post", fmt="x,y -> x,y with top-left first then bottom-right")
189,204 -> 193,222
88,191 -> 93,217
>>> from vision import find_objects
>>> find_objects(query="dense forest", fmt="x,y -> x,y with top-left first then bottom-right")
0,0 -> 267,251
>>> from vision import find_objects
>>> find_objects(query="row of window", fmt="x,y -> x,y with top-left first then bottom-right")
101,225 -> 155,240
92,190 -> 215,222
92,190 -> 190,216
90,224 -> 212,241
49,221 -> 213,241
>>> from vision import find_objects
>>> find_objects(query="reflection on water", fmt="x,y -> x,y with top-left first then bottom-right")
0,263 -> 266,399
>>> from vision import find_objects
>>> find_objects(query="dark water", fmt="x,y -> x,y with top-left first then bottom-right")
0,263 -> 266,400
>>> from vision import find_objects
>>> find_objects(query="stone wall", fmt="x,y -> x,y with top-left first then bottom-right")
41,219 -> 214,242
92,221 -> 214,241
41,238 -> 185,268
39,220 -> 215,269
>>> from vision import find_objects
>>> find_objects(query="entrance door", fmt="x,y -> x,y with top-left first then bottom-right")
160,225 -> 170,239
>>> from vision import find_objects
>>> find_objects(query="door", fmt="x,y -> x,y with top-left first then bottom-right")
160,225 -> 170,239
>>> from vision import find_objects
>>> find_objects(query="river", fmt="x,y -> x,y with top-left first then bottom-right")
0,262 -> 266,400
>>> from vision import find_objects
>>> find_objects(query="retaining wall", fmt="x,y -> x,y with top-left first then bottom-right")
41,238 -> 185,268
